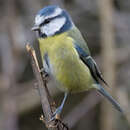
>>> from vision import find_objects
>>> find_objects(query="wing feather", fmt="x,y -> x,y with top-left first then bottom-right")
68,27 -> 108,86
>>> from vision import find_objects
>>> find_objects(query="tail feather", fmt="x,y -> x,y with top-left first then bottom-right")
97,84 -> 123,113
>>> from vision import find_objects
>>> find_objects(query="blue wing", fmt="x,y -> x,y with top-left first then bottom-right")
67,26 -> 108,86
74,44 -> 108,86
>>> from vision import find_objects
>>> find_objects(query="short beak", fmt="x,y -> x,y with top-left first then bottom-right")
31,25 -> 40,31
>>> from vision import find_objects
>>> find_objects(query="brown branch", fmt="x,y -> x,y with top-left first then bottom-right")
26,44 -> 69,130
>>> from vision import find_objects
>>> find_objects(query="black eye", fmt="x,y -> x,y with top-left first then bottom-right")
39,18 -> 51,27
44,19 -> 51,24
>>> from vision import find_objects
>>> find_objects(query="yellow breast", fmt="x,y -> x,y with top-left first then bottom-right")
38,32 -> 94,93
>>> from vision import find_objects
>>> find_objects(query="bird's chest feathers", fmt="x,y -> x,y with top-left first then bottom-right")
39,34 -> 93,92
49,37 -> 79,74
39,33 -> 79,74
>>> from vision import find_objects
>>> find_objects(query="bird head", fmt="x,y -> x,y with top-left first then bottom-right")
32,5 -> 73,38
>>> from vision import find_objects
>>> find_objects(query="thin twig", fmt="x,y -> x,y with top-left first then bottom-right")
26,44 -> 69,130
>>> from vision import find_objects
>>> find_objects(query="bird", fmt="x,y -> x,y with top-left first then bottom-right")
32,5 -> 123,120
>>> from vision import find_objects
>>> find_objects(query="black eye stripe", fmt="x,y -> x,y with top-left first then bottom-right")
39,15 -> 62,27
44,19 -> 51,24
39,18 -> 52,26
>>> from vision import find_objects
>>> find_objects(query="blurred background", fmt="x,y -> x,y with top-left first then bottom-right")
0,0 -> 130,130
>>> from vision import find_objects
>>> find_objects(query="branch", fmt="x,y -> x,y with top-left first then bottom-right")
26,44 -> 69,130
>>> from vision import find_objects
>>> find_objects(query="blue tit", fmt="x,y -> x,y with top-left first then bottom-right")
32,5 -> 123,119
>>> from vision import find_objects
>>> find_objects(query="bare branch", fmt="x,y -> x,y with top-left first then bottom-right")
26,44 -> 69,130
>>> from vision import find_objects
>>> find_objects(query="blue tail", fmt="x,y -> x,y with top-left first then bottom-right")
97,84 -> 123,113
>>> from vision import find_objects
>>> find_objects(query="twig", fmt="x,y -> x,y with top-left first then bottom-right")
26,44 -> 69,130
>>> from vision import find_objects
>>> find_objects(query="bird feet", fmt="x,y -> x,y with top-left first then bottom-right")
40,114 -> 69,129
49,106 -> 62,121
40,68 -> 49,82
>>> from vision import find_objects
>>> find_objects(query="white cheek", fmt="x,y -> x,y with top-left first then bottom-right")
41,17 -> 66,36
